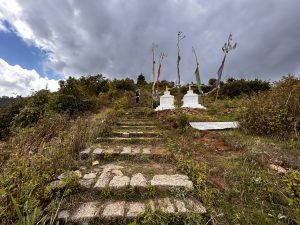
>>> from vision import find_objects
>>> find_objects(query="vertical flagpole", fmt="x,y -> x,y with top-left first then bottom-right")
156,52 -> 166,89
151,43 -> 157,109
176,31 -> 186,87
215,34 -> 237,101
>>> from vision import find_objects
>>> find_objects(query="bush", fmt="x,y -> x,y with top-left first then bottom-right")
219,78 -> 270,98
0,113 -> 95,224
239,75 -> 300,140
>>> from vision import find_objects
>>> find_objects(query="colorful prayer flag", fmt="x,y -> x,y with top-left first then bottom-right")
156,63 -> 161,88
216,54 -> 226,88
195,64 -> 202,93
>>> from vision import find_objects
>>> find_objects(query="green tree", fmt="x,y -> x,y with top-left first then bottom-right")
137,73 -> 147,86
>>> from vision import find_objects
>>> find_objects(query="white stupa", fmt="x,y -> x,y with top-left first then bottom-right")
155,88 -> 175,111
181,88 -> 206,109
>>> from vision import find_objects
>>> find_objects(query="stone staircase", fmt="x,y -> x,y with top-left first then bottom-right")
56,107 -> 206,224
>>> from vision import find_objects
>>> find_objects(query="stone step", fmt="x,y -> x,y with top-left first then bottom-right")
79,146 -> 167,160
121,116 -> 155,120
57,198 -> 206,224
112,131 -> 162,138
117,121 -> 159,126
96,137 -> 162,143
118,125 -> 158,129
73,164 -> 193,192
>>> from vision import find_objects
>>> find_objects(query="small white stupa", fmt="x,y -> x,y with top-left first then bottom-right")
181,86 -> 206,109
155,87 -> 175,111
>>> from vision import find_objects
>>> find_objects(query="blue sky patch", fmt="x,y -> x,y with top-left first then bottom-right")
0,21 -> 60,80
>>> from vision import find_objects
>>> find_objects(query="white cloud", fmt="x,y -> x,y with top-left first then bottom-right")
0,0 -> 300,84
0,58 -> 59,97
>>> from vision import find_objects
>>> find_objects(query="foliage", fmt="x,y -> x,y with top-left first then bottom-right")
219,78 -> 270,98
137,73 -> 147,86
239,75 -> 300,140
0,96 -> 21,108
111,78 -> 135,92
12,90 -> 52,128
284,170 -> 300,206
0,113 -> 95,224
134,206 -> 203,225
0,98 -> 25,140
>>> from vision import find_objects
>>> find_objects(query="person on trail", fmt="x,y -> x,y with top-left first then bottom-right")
135,88 -> 141,103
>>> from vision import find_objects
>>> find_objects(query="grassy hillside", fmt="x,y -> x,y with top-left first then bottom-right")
0,74 -> 299,224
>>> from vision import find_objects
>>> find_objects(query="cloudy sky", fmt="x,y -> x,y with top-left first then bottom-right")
0,0 -> 299,96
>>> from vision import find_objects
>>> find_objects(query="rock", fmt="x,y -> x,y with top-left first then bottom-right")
79,179 -> 94,188
71,202 -> 100,221
142,147 -> 151,154
94,168 -> 100,172
94,172 -> 112,189
57,173 -> 66,180
150,174 -> 193,189
269,164 -> 287,174
79,148 -> 92,160
102,201 -> 125,218
74,170 -> 82,178
92,160 -> 100,166
83,172 -> 97,180
131,147 -> 141,154
101,164 -> 124,173
92,148 -> 104,157
130,173 -> 147,188
104,148 -> 115,154
57,210 -> 70,222
122,132 -> 130,138
109,175 -> 130,189
157,198 -> 175,213
48,180 -> 64,189
111,169 -> 123,176
121,147 -> 131,154
174,199 -> 187,213
186,199 -> 206,214
126,202 -> 145,218
80,166 -> 87,171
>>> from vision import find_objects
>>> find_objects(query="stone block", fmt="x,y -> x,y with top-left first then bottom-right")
102,201 -> 125,218
174,199 -> 187,213
109,175 -> 130,189
126,202 -> 145,218
57,210 -> 70,222
94,172 -> 112,189
111,169 -> 123,176
71,202 -> 100,221
151,174 -> 193,189
83,172 -> 97,180
92,148 -> 104,157
121,147 -> 131,154
186,199 -> 206,214
131,147 -> 141,154
142,147 -> 151,154
130,173 -> 147,188
79,148 -> 91,160
157,198 -> 175,213
79,179 -> 94,188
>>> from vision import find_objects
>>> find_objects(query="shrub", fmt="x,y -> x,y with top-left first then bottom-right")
0,113 -> 95,224
219,78 -> 270,98
239,75 -> 300,140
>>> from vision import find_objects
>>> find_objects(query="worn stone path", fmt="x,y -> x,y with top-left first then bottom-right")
56,107 -> 206,224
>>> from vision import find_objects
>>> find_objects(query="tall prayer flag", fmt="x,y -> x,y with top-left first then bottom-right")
152,60 -> 156,92
216,54 -> 226,88
157,63 -> 161,88
194,64 -> 202,93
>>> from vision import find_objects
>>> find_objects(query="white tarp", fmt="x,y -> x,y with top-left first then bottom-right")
190,122 -> 239,130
